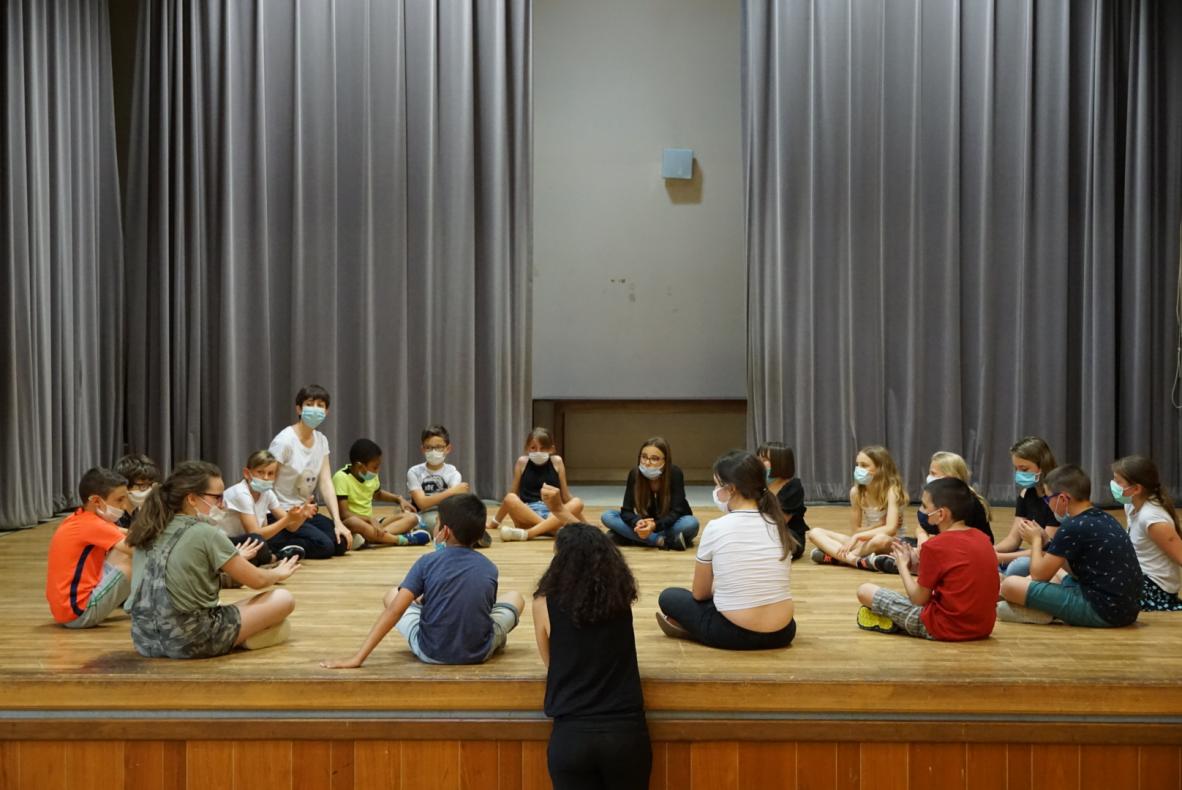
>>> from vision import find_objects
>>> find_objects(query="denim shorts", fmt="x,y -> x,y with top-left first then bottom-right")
1025,576 -> 1112,627
527,500 -> 551,518
395,601 -> 521,663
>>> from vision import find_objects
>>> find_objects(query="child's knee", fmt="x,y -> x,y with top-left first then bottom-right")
857,583 -> 879,606
1000,576 -> 1026,604
271,588 -> 296,615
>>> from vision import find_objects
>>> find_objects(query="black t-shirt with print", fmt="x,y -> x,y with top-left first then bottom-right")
1045,507 -> 1142,626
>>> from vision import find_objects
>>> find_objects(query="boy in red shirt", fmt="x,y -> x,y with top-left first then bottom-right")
46,468 -> 134,628
854,478 -> 999,641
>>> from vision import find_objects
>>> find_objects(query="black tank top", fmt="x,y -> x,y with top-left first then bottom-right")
543,597 -> 645,723
519,458 -> 560,503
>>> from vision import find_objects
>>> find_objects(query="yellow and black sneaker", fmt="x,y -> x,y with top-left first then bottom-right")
856,605 -> 900,634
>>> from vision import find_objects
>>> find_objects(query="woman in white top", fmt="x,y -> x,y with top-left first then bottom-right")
1112,455 -> 1182,611
267,384 -> 352,559
655,450 -> 797,650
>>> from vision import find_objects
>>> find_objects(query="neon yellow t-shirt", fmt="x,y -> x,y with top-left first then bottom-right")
332,466 -> 381,517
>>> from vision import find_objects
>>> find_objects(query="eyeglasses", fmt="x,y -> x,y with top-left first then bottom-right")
1041,493 -> 1063,504
640,454 -> 665,464
197,492 -> 225,506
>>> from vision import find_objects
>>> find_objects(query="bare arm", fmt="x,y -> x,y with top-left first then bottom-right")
1148,521 -> 1182,565
321,587 -> 416,669
532,596 -> 551,668
221,554 -> 300,589
691,561 -> 714,601
318,457 -> 350,544
1024,528 -> 1065,581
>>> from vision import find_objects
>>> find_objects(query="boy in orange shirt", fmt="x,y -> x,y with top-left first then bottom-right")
46,468 -> 134,628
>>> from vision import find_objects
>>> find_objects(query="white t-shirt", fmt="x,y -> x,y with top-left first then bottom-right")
1127,501 -> 1180,594
269,425 -> 331,509
221,480 -> 279,538
695,509 -> 792,612
406,462 -> 462,495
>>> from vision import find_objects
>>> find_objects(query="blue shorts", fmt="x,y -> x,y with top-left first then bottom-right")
1025,576 -> 1113,627
527,500 -> 550,518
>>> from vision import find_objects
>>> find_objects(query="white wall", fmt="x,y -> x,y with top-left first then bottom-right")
533,0 -> 745,399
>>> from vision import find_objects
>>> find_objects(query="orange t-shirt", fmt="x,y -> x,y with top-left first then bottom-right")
46,509 -> 126,623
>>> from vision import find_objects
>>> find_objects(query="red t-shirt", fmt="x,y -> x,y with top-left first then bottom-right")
45,509 -> 125,623
917,527 -> 999,641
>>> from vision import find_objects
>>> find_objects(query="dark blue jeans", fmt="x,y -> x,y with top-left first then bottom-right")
601,511 -> 699,547
658,588 -> 796,650
266,513 -> 345,559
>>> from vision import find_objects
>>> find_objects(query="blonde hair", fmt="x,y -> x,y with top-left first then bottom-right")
245,449 -> 278,471
930,451 -> 992,522
855,445 -> 906,514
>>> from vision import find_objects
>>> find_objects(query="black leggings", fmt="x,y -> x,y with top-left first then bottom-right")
548,717 -> 651,790
658,588 -> 796,650
228,534 -> 273,565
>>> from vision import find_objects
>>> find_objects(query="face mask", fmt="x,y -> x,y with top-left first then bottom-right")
249,477 -> 273,493
128,488 -> 151,507
638,463 -> 663,480
195,499 -> 225,525
96,500 -> 125,524
925,475 -> 937,485
1109,480 -> 1132,506
529,451 -> 550,466
300,406 -> 327,429
853,467 -> 873,486
765,467 -> 773,481
434,528 -> 448,552
923,508 -> 945,532
712,486 -> 731,513
1048,494 -> 1067,524
361,471 -> 377,482
424,450 -> 446,466
1014,470 -> 1039,488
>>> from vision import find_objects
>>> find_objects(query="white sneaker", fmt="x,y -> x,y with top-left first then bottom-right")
351,533 -> 366,551
499,525 -> 528,542
996,601 -> 1054,624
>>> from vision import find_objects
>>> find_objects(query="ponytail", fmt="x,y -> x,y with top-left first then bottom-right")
758,487 -> 797,561
127,460 -> 222,549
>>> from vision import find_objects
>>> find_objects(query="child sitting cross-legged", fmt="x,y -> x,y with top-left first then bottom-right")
320,494 -> 524,667
855,478 -> 999,641
333,439 -> 430,547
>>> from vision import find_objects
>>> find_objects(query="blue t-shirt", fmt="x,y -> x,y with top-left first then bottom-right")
1045,507 -> 1142,626
399,547 -> 499,664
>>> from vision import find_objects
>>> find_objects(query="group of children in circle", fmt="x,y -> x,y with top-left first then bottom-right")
46,382 -> 1182,666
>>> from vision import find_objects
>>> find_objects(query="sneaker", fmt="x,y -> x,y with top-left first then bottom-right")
500,525 -> 528,542
243,619 -> 291,650
660,532 -> 687,551
476,530 -> 493,549
996,601 -> 1054,624
870,554 -> 898,574
276,545 -> 306,562
654,612 -> 691,640
351,533 -> 367,551
856,605 -> 899,634
811,548 -> 838,565
405,529 -> 431,547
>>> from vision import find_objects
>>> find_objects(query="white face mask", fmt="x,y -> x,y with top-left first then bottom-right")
194,497 -> 225,525
96,500 -> 125,524
127,488 -> 152,507
712,486 -> 731,513
528,451 -> 550,466
424,450 -> 446,466
638,463 -> 664,480
925,474 -> 938,485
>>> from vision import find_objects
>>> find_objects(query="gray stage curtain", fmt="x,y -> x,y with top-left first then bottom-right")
124,1 -> 532,497
2,1 -> 125,528
744,0 -> 1182,502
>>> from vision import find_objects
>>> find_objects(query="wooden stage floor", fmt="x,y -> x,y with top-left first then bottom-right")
2,503 -> 1181,734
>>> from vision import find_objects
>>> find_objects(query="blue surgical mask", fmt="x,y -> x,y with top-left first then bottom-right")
1014,470 -> 1039,489
638,464 -> 663,480
249,477 -> 273,493
853,467 -> 873,486
1048,494 -> 1068,523
301,406 -> 326,429
361,471 -> 377,482
1109,479 -> 1132,506
765,467 -> 772,481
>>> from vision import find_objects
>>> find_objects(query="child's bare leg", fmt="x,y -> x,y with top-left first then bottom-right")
379,512 -> 420,535
860,534 -> 895,557
564,497 -> 585,519
233,589 -> 295,645
524,487 -> 580,538
501,493 -> 543,528
344,515 -> 403,546
807,527 -> 857,564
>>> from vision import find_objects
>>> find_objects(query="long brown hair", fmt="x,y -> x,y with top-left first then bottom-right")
855,445 -> 906,515
127,461 -> 223,549
714,450 -> 797,560
1112,455 -> 1180,537
632,437 -> 673,517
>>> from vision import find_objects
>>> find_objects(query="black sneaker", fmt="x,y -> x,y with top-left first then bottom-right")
659,533 -> 687,551
871,554 -> 898,574
277,545 -> 306,562
476,530 -> 493,549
